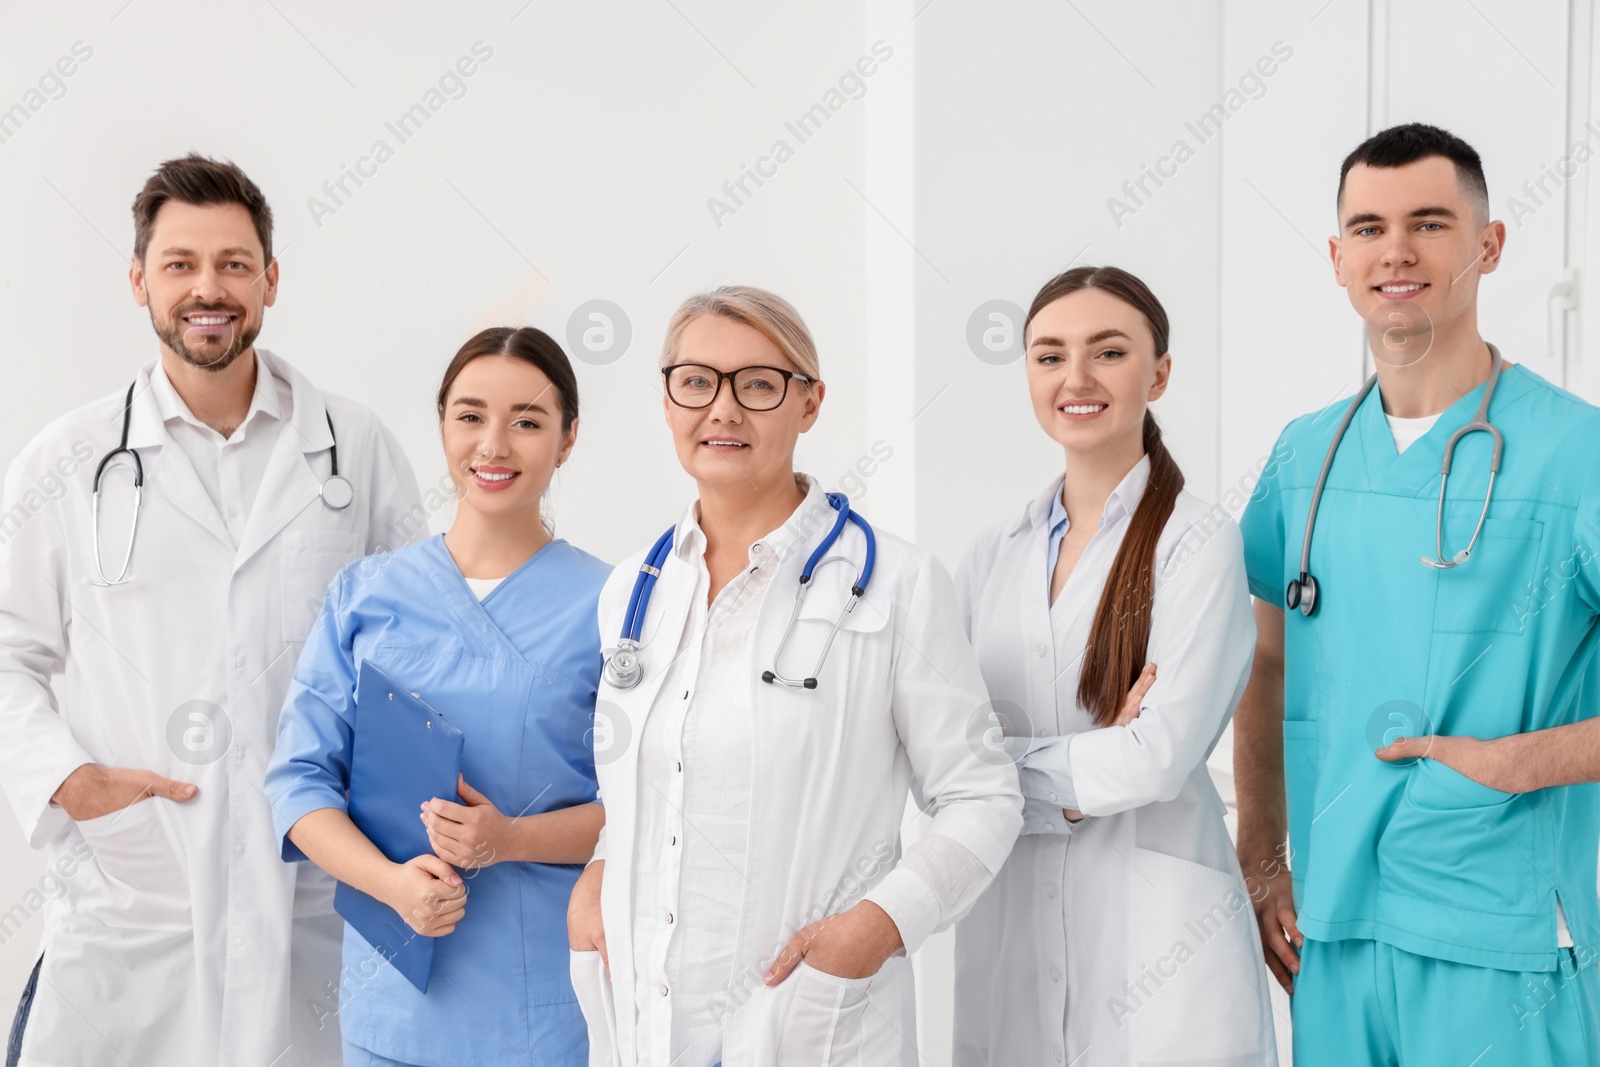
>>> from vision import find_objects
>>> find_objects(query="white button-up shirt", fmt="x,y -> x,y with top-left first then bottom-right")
149,354 -> 289,546
631,504 -> 773,1063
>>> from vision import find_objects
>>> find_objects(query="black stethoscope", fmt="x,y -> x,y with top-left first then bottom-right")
1287,343 -> 1504,616
602,492 -> 877,692
90,380 -> 354,586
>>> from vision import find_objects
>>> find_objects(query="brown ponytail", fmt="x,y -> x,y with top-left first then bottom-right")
1024,266 -> 1184,727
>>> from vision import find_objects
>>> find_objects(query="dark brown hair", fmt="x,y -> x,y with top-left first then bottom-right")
436,327 -> 580,432
1025,265 -> 1184,728
132,154 -> 274,264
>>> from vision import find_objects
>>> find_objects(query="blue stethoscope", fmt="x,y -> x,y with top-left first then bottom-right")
1286,342 -> 1504,616
602,492 -> 876,691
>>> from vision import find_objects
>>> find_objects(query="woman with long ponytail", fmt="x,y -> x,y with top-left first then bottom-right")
952,267 -> 1279,1065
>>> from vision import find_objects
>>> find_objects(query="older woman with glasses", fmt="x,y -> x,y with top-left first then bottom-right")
565,286 -> 1022,1066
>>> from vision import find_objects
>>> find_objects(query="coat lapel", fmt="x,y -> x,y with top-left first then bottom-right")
233,353 -> 333,574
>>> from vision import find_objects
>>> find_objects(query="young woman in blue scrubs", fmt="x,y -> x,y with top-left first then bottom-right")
264,327 -> 609,1067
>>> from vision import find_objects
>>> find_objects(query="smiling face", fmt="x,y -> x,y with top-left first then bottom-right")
440,354 -> 575,520
1025,287 -> 1170,457
662,314 -> 823,494
129,201 -> 277,372
1331,156 -> 1503,358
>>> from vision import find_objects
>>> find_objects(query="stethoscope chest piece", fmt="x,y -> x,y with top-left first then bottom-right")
1286,573 -> 1318,616
321,474 -> 354,510
603,642 -> 643,690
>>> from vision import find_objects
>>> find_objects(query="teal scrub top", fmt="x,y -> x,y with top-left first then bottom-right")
1240,362 -> 1600,973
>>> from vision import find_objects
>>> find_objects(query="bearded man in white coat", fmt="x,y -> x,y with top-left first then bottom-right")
0,154 -> 423,1067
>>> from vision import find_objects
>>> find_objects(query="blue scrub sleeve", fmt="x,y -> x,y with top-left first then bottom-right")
1239,428 -> 1291,603
263,567 -> 360,863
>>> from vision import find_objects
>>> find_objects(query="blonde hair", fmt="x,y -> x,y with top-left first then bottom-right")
659,286 -> 821,380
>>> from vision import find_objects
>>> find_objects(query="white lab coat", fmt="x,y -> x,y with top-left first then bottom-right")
578,479 -> 1023,1066
0,351 -> 422,1067
952,475 -> 1279,1067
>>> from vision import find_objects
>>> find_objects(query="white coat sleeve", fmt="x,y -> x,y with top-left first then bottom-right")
0,447 -> 97,847
861,552 -> 1023,954
1017,520 -> 1256,817
363,420 -> 425,553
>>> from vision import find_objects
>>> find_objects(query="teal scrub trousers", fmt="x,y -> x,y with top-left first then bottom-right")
1290,937 -> 1600,1067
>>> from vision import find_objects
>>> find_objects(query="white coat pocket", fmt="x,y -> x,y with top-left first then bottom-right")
74,799 -> 191,929
774,960 -> 874,1066
569,949 -> 619,1067
1127,847 -> 1271,1063
281,530 -> 363,643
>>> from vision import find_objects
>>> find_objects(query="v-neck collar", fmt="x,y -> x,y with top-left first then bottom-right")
1355,362 -> 1535,494
424,534 -> 564,666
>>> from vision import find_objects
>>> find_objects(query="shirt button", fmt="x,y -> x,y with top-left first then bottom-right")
233,843 -> 244,858
1035,644 -> 1047,658
669,835 -> 677,846
234,655 -> 245,668
675,762 -> 682,772
752,544 -> 764,554
666,913 -> 674,924
1043,822 -> 1055,832
1045,883 -> 1057,898
226,506 -> 239,519
658,985 -> 669,997
1050,966 -> 1062,982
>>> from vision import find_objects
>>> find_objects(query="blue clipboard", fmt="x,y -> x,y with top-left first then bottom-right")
335,661 -> 465,993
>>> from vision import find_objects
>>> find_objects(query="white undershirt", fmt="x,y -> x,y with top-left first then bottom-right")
463,576 -> 504,600
1384,411 -> 1442,454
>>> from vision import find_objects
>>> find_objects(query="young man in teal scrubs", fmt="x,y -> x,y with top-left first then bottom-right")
1236,123 -> 1600,1065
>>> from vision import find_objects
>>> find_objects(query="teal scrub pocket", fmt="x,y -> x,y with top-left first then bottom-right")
1283,720 -> 1320,883
1381,759 -> 1542,917
1432,518 -> 1543,635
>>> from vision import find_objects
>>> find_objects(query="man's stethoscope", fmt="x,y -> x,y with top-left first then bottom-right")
90,380 -> 355,586
602,492 -> 877,692
1287,342 -> 1505,616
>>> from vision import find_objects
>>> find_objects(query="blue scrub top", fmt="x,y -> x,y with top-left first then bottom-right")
1240,363 -> 1600,973
265,535 -> 610,1066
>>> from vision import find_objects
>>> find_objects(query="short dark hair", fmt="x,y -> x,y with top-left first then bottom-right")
132,154 -> 274,264
437,326 -> 581,433
1337,123 -> 1488,218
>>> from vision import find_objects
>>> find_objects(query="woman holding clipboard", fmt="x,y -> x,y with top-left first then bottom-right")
265,327 -> 609,1067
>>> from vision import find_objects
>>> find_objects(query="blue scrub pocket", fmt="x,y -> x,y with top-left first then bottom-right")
1432,518 -> 1543,636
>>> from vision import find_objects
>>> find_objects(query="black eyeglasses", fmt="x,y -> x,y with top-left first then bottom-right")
661,363 -> 814,412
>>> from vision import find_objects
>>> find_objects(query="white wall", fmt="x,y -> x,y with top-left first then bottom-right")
2,2 -> 1596,1064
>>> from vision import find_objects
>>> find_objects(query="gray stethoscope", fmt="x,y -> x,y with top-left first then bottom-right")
1286,343 -> 1505,616
602,492 -> 877,692
90,380 -> 355,586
